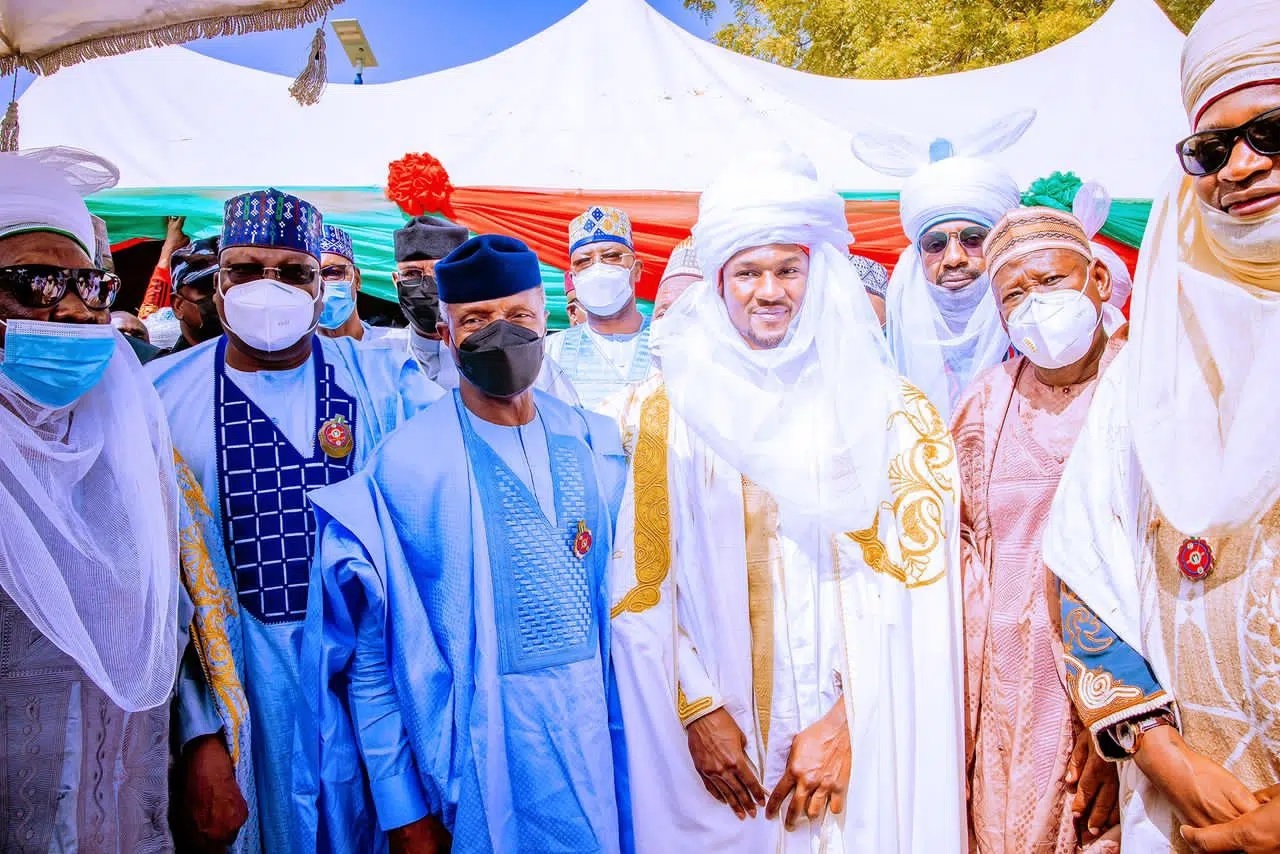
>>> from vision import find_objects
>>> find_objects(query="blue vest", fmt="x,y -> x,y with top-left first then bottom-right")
214,337 -> 357,624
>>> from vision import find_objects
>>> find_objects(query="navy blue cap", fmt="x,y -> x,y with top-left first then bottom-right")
435,234 -> 542,304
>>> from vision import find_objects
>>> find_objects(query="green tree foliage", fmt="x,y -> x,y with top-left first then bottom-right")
684,0 -> 1213,79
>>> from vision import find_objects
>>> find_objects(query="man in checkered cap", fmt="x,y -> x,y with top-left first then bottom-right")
149,187 -> 442,853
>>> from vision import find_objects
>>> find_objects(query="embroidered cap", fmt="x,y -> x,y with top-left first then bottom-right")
320,224 -> 355,263
221,188 -> 324,260
569,205 -> 633,255
661,236 -> 701,283
983,206 -> 1093,282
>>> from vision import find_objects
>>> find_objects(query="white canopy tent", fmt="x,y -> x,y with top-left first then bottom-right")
17,0 -> 1186,196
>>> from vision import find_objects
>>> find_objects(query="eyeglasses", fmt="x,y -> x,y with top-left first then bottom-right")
395,270 -> 435,288
320,263 -> 355,283
219,262 -> 318,287
0,265 -> 119,309
1176,106 -> 1280,177
569,248 -> 635,273
918,226 -> 989,256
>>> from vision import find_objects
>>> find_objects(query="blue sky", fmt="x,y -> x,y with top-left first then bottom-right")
5,0 -> 731,97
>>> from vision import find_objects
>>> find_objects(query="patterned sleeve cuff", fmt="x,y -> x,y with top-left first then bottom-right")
1060,583 -> 1169,759
677,684 -> 722,727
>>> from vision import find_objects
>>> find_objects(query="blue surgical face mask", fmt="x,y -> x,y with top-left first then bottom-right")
318,281 -> 357,330
0,319 -> 117,408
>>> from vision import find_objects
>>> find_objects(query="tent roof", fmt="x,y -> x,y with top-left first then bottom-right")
17,0 -> 1187,197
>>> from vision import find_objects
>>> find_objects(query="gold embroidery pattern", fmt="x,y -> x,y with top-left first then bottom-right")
175,451 -> 249,764
846,381 -> 954,588
611,387 -> 671,618
742,477 -> 779,752
1062,652 -> 1153,728
677,684 -> 714,726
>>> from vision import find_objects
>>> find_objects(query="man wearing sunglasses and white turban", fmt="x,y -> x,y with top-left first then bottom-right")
149,188 -> 441,852
854,117 -> 1031,419
1044,1 -> 1280,851
0,147 -> 186,851
609,149 -> 965,853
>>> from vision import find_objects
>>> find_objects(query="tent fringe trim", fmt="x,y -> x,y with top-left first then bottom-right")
0,0 -> 341,77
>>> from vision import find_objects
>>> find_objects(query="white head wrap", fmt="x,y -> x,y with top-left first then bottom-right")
657,148 -> 899,530
1182,0 -> 1280,124
1127,0 -> 1280,533
853,113 -> 1029,419
1068,178 -> 1134,319
0,151 -> 179,711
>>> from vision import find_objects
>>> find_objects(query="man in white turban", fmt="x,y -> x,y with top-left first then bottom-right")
0,148 -> 185,850
1044,0 -> 1280,850
608,149 -> 966,853
884,153 -> 1022,419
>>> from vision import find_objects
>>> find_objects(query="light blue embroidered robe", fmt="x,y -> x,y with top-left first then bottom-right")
544,318 -> 651,410
295,390 -> 631,854
148,334 -> 441,854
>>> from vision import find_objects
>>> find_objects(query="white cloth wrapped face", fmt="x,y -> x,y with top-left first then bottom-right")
0,150 -> 179,712
658,148 -> 899,531
885,156 -> 1022,420
1126,0 -> 1280,533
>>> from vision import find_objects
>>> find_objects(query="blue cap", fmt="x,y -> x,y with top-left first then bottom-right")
435,234 -> 542,305
221,188 -> 323,260
320,224 -> 355,263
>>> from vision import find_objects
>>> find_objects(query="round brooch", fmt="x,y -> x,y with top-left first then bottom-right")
572,520 -> 593,560
1177,536 -> 1214,581
318,415 -> 354,460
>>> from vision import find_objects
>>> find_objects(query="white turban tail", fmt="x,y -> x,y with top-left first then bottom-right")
657,149 -> 901,531
1127,0 -> 1280,533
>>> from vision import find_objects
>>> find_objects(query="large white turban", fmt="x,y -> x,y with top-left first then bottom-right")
1181,0 -> 1280,124
657,148 -> 900,530
0,146 -> 118,256
898,156 -> 1022,241
883,155 -> 1021,420
1126,0 -> 1280,533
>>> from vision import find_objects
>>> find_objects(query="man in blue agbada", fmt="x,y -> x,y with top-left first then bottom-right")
149,188 -> 441,853
296,234 -> 631,853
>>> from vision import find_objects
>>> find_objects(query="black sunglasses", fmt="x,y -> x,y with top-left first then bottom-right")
1176,106 -> 1280,177
219,262 -> 318,287
0,265 -> 119,309
918,225 -> 989,256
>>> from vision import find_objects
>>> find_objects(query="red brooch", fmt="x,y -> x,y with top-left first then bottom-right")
572,520 -> 593,560
1177,537 -> 1214,581
318,415 -> 354,460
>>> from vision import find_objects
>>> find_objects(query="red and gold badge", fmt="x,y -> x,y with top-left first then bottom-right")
318,415 -> 354,460
572,520 -> 593,560
1177,536 -> 1214,581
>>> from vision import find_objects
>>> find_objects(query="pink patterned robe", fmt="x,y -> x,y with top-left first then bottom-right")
952,332 -> 1126,854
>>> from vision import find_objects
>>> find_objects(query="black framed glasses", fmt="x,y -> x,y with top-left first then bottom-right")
219,262 -> 318,287
320,263 -> 355,283
395,270 -> 435,289
0,265 -> 119,309
1176,106 -> 1280,177
918,225 -> 989,256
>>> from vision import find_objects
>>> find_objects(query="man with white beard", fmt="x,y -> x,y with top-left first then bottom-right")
608,151 -> 966,853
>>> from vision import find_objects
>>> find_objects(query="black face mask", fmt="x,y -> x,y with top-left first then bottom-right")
398,274 -> 441,336
183,295 -> 224,343
455,320 -> 544,399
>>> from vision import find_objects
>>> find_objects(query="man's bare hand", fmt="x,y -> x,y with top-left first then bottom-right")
1066,728 -> 1119,841
1182,795 -> 1280,853
1134,725 -> 1260,828
389,814 -> 452,854
180,733 -> 248,849
765,699 -> 851,832
686,707 -> 767,820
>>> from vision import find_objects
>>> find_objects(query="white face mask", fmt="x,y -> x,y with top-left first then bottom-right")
219,279 -> 319,353
572,261 -> 634,316
1005,285 -> 1100,370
